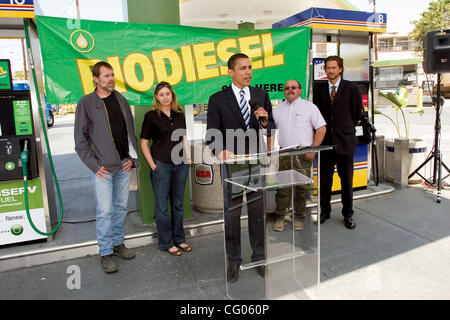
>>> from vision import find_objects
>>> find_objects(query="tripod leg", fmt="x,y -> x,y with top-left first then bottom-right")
408,153 -> 434,179
441,161 -> 450,175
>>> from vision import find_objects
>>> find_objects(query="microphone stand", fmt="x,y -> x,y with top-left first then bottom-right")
258,119 -> 270,168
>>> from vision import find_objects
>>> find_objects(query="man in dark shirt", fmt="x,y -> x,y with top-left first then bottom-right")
102,93 -> 129,161
74,61 -> 138,273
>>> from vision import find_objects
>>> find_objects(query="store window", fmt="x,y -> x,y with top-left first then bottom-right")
374,66 -> 402,88
374,65 -> 417,89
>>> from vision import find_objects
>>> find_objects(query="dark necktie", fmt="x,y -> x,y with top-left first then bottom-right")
239,89 -> 250,129
330,85 -> 336,105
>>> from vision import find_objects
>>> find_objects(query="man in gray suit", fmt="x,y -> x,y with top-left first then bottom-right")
75,61 -> 138,273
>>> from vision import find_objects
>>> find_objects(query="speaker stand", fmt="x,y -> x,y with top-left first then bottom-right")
409,73 -> 449,203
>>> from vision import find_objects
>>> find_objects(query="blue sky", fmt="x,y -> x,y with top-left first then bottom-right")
34,0 -> 125,21
355,0 -> 433,34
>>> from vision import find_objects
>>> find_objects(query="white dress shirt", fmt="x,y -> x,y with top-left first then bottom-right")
328,77 -> 341,95
273,97 -> 326,148
231,83 -> 250,105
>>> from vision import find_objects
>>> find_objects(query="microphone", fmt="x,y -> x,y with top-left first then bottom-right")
248,98 -> 267,124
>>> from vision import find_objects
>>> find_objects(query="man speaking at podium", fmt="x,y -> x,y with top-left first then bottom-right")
206,53 -> 274,282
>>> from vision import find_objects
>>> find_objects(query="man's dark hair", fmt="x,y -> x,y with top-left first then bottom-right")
92,61 -> 113,77
325,55 -> 344,75
227,53 -> 249,70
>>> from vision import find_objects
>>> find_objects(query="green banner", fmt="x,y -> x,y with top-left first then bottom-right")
36,16 -> 311,106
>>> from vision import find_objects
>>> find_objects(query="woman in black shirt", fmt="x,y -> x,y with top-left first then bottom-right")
140,81 -> 191,256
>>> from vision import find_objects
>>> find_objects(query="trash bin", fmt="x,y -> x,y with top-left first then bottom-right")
191,143 -> 223,213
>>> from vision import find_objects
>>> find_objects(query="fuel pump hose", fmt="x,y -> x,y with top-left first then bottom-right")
21,139 -> 63,236
22,19 -> 63,236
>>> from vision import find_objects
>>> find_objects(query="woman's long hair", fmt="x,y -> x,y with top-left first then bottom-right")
152,81 -> 182,113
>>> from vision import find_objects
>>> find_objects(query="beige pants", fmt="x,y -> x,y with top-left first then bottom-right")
274,155 -> 312,219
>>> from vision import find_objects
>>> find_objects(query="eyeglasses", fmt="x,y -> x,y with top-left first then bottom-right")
284,86 -> 300,90
156,82 -> 172,90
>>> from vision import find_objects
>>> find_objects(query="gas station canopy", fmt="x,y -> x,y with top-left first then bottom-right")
0,0 -> 34,18
272,7 -> 386,34
0,0 -> 35,38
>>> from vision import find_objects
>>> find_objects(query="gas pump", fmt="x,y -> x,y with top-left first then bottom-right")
311,58 -> 372,191
0,61 -> 46,244
0,56 -> 62,246
273,7 -> 387,193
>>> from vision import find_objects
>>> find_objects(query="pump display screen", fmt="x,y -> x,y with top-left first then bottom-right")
0,91 -> 32,137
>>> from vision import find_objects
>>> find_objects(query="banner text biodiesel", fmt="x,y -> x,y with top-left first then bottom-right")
36,16 -> 311,105
76,32 -> 284,96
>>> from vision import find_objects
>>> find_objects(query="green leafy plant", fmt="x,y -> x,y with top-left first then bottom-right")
376,85 -> 424,138
409,0 -> 450,52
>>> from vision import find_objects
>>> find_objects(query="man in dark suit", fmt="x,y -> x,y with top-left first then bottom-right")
206,53 -> 274,282
313,56 -> 362,230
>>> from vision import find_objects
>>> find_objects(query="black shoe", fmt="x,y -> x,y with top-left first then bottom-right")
227,265 -> 239,283
320,214 -> 330,224
344,217 -> 356,229
256,266 -> 265,277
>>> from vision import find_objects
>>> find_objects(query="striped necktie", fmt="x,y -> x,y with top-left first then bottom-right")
330,85 -> 336,105
239,89 -> 250,128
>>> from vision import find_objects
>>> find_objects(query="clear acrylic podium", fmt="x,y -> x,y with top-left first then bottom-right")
221,146 -> 332,300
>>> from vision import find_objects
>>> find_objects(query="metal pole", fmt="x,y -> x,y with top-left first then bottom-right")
369,32 -> 375,125
75,0 -> 81,19
372,0 -> 378,60
21,38 -> 28,80
436,73 -> 442,202
433,73 -> 441,186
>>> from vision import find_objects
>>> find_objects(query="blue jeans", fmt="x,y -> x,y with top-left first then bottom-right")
150,160 -> 189,250
92,160 -> 131,256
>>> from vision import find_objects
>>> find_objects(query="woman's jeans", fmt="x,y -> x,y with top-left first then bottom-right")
150,160 -> 190,250
92,161 -> 131,257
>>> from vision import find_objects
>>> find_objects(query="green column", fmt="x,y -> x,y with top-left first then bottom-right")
238,22 -> 255,30
127,0 -> 180,24
127,0 -> 190,224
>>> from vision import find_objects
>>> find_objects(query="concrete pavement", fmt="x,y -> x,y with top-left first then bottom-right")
1,108 -> 450,300
0,184 -> 449,300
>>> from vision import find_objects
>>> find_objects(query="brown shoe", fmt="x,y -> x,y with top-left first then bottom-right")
168,246 -> 182,256
273,218 -> 286,232
101,254 -> 118,273
113,244 -> 136,259
294,219 -> 304,231
177,243 -> 192,252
